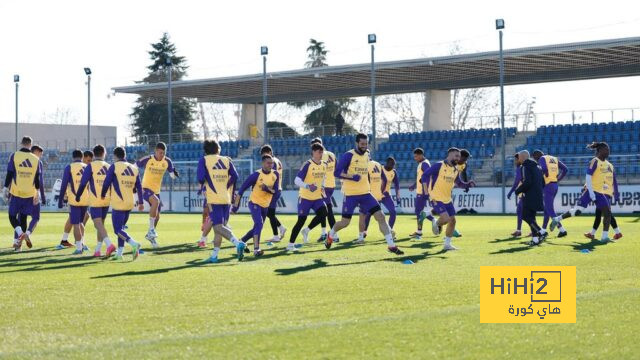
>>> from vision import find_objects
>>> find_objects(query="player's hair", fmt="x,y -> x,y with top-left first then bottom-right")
587,141 -> 609,151
21,136 -> 32,146
513,153 -> 519,159
310,137 -> 323,145
355,133 -> 368,143
447,147 -> 461,154
532,149 -> 544,157
311,143 -> 324,152
72,149 -> 83,159
156,142 -> 167,151
413,148 -> 424,155
93,144 -> 105,157
261,154 -> 273,162
460,149 -> 471,158
386,156 -> 396,164
113,147 -> 126,159
203,140 -> 219,155
83,150 -> 94,159
260,144 -> 273,155
31,145 -> 43,153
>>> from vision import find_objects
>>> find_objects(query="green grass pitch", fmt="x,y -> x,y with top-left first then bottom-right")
0,213 -> 638,359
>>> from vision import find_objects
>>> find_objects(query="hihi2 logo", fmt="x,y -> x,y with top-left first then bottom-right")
480,266 -> 576,323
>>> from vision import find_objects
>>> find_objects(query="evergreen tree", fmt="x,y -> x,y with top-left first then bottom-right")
130,33 -> 195,143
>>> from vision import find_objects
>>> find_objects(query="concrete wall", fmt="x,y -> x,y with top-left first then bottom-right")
423,90 -> 452,131
0,122 -> 117,152
238,103 -> 265,140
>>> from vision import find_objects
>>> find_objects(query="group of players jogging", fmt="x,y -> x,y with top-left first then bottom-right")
3,133 -> 621,262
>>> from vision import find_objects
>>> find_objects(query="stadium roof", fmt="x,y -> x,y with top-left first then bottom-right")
113,36 -> 640,104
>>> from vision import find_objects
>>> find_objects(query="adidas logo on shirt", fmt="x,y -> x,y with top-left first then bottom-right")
97,166 -> 108,176
213,159 -> 227,170
76,168 -> 85,176
121,167 -> 135,176
18,159 -> 33,168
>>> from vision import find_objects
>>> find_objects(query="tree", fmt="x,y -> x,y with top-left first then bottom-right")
130,33 -> 196,143
289,39 -> 355,136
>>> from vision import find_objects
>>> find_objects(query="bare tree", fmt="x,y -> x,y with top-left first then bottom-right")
40,107 -> 78,125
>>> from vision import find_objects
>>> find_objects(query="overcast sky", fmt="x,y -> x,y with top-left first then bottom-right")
1,0 -> 639,142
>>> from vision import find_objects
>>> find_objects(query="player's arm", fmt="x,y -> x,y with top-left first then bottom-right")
196,157 -> 207,185
75,163 -> 92,201
613,169 -> 620,201
4,154 -> 15,189
507,167 -> 521,199
135,172 -> 144,209
100,164 -> 115,199
515,165 -> 533,195
460,166 -> 469,183
136,155 -> 151,169
538,157 -> 549,177
236,172 -> 258,198
557,160 -> 568,182
166,157 -> 179,178
419,161 -> 433,194
380,170 -> 388,195
393,170 -> 401,200
228,161 -> 238,189
295,162 -> 313,190
57,165 -> 71,208
38,161 -> 46,204
334,152 -> 358,181
584,159 -> 598,199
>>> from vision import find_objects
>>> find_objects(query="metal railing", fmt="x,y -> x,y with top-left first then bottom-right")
0,137 -> 117,153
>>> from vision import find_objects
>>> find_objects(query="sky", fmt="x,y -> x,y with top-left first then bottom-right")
1,0 -> 639,143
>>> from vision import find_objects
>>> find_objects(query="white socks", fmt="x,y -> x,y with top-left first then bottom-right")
532,236 -> 540,244
613,227 -> 621,235
358,232 -> 365,240
75,241 -> 82,251
61,232 -> 69,241
127,239 -> 139,247
149,217 -> 155,230
590,228 -> 597,235
384,233 -> 395,247
321,228 -> 327,235
15,226 -> 23,236
103,237 -> 112,247
211,247 -> 220,258
231,237 -> 240,246
601,231 -> 608,239
96,241 -> 103,251
444,236 -> 452,246
539,229 -> 547,235
558,225 -> 566,232
200,236 -> 207,243
117,247 -> 124,256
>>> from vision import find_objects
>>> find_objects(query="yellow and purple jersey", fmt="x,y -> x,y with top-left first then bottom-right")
368,160 -> 384,201
381,167 -> 400,195
58,161 -> 90,207
416,159 -> 431,195
422,160 -> 459,204
101,160 -> 143,211
76,159 -> 111,207
587,157 -> 616,196
297,159 -> 326,201
272,156 -> 283,191
5,149 -> 41,199
137,155 -> 175,194
238,169 -> 279,208
322,150 -> 336,188
538,154 -> 568,185
334,149 -> 370,196
197,154 -> 238,205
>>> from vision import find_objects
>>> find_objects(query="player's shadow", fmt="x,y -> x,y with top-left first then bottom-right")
490,236 -> 522,243
489,242 -> 536,255
0,247 -> 59,261
91,258 -> 237,279
147,243 -> 204,255
408,239 -> 439,250
274,250 -> 447,276
0,255 -> 101,274
568,239 -> 609,252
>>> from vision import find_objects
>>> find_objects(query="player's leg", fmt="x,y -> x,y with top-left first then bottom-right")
287,215 -> 308,251
114,210 -> 140,260
412,195 -> 426,238
92,207 -> 113,257
522,207 -> 543,246
57,216 -> 74,249
326,196 -> 355,248
356,210 -> 368,244
380,195 -> 397,239
512,199 -> 523,237
597,195 -> 613,242
324,188 -> 336,237
369,199 -> 403,255
209,205 -> 244,262
27,204 -> 40,237
610,214 -> 622,239
8,198 -> 23,250
267,192 -> 286,241
550,189 -> 590,231
586,207 -> 602,239
144,191 -> 160,247
69,206 -> 85,254
252,206 -> 268,256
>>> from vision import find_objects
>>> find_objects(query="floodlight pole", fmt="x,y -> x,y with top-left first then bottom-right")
497,20 -> 506,214
262,46 -> 268,145
369,34 -> 377,154
14,75 -> 19,150
167,58 -> 173,211
87,73 -> 91,149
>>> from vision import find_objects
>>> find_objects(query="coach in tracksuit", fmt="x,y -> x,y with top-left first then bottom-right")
515,150 -> 546,246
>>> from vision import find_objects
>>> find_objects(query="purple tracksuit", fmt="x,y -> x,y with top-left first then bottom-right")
236,170 -> 279,242
539,157 -> 568,229
507,165 -> 523,230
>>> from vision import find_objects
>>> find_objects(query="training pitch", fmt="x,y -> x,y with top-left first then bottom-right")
0,213 -> 638,359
